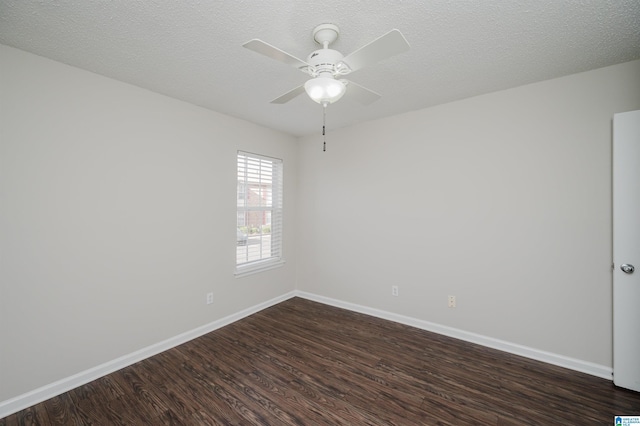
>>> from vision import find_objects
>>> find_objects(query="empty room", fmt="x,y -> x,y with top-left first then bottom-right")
1,1 -> 640,424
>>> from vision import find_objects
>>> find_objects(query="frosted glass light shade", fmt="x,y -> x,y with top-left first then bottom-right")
304,77 -> 346,105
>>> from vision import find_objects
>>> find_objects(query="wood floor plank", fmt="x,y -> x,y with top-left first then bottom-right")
156,349 -> 251,425
68,375 -> 125,416
41,393 -> 85,426
2,297 -> 639,425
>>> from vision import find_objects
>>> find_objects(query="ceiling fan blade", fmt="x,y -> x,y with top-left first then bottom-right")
344,80 -> 381,105
340,29 -> 410,73
243,39 -> 310,72
270,85 -> 306,104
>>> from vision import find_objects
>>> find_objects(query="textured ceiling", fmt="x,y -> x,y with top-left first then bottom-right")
1,1 -> 639,137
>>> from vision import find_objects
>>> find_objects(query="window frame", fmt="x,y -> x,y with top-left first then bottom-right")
235,151 -> 284,277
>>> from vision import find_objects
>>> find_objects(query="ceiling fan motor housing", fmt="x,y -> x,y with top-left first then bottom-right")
306,49 -> 347,77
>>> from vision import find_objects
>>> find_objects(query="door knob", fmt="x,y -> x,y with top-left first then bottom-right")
621,264 -> 635,274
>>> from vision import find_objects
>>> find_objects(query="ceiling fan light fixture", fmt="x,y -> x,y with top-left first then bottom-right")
304,77 -> 346,105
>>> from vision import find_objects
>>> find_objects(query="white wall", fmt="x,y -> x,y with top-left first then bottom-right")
0,44 -> 298,402
296,59 -> 640,368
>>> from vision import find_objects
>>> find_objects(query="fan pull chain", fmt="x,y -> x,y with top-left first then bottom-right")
322,105 -> 327,152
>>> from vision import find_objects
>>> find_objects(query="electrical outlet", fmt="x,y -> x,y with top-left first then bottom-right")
392,285 -> 399,297
206,292 -> 214,305
448,295 -> 456,308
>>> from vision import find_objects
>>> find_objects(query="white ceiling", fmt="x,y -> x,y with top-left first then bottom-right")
1,1 -> 639,137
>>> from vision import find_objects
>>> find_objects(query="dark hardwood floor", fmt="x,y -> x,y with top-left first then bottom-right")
2,297 -> 639,425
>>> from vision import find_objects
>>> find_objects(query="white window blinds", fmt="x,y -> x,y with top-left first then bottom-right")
235,151 -> 284,275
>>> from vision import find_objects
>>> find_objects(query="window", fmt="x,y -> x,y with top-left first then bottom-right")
235,151 -> 284,276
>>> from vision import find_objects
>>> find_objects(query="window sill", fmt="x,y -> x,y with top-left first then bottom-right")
235,259 -> 286,278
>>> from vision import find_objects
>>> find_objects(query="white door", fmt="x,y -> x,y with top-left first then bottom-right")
613,109 -> 640,392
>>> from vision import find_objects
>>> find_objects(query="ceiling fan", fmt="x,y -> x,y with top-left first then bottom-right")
243,24 -> 410,107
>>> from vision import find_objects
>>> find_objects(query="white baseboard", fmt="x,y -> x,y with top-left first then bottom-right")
0,291 -> 297,419
295,291 -> 613,381
1,289 -> 612,419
